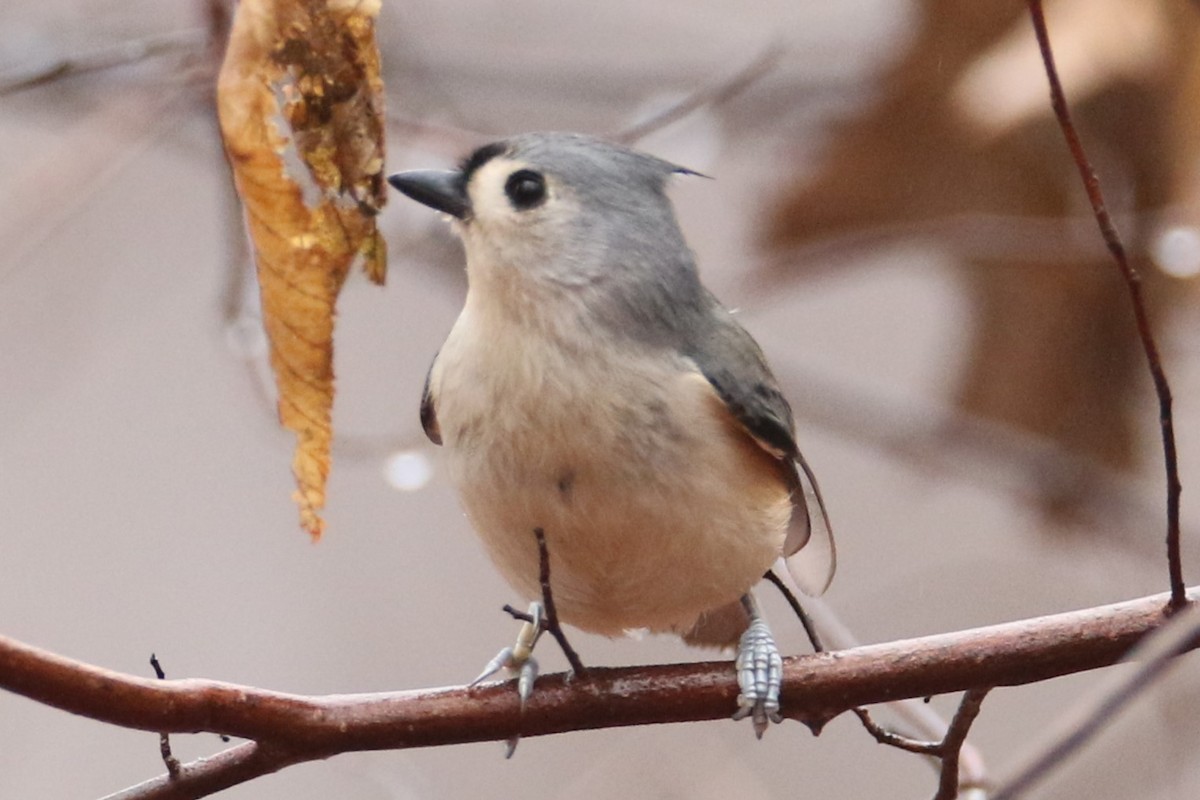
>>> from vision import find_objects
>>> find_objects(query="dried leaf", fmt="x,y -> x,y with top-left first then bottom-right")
217,0 -> 387,539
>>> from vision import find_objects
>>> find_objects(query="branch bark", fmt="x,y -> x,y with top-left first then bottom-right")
0,591 -> 1191,774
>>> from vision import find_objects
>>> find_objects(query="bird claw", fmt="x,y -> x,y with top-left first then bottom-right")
515,654 -> 539,709
733,597 -> 784,739
472,602 -> 545,755
470,646 -> 517,687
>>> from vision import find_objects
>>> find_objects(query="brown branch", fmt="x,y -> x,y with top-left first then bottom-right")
1027,0 -> 1186,611
933,688 -> 991,800
0,590 -> 1188,799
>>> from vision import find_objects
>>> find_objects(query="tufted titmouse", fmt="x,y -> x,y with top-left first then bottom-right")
388,132 -> 834,736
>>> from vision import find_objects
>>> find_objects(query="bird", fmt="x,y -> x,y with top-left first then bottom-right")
387,132 -> 835,737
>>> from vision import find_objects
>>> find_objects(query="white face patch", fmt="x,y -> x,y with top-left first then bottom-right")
460,156 -> 585,285
468,156 -> 532,223
465,157 -> 576,231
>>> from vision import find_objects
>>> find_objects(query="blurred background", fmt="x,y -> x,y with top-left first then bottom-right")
3,0 -> 1200,797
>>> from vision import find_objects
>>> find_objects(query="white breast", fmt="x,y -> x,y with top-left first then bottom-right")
431,288 -> 792,637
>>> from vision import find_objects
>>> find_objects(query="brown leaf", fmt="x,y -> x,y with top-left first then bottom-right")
216,0 -> 387,539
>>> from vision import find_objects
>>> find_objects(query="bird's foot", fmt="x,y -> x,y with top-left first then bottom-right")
731,595 -> 783,738
470,602 -> 544,757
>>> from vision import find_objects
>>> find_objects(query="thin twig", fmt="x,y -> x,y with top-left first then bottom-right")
854,707 -> 943,756
933,688 -> 992,800
611,45 -> 784,144
1027,0 -> 1185,611
533,527 -> 587,676
501,604 -> 535,625
992,604 -> 1200,800
764,569 -> 824,652
854,689 -> 991,798
387,46 -> 781,159
148,655 -> 181,779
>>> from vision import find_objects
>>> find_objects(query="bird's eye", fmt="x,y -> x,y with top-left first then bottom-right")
504,169 -> 547,210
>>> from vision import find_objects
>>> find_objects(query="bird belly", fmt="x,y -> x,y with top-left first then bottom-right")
436,331 -> 792,637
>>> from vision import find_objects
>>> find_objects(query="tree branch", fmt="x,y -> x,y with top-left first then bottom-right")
101,741 -> 304,800
933,688 -> 991,800
0,589 -> 1191,799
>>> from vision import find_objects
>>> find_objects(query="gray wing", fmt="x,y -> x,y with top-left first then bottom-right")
686,297 -> 836,596
420,355 -> 442,445
687,302 -> 798,460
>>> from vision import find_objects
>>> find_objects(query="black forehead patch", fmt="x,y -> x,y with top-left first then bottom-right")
459,141 -> 508,185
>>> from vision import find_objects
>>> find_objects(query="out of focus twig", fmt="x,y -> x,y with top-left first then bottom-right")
0,28 -> 205,96
992,604 -> 1200,799
1027,0 -> 1185,611
764,353 -> 1186,562
612,45 -> 783,144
